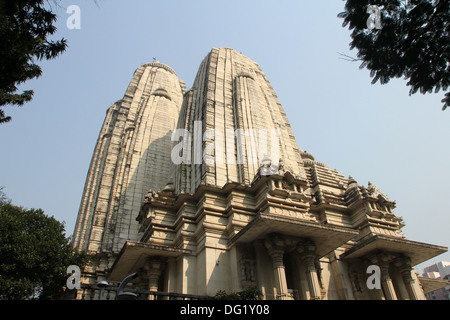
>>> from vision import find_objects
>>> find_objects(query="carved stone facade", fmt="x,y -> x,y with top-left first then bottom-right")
72,48 -> 447,300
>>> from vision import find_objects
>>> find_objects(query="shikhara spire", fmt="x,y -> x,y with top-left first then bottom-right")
73,62 -> 185,253
72,48 -> 446,300
173,48 -> 307,194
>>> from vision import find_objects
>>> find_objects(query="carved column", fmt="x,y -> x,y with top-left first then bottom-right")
395,257 -> 421,300
368,252 -> 397,300
297,240 -> 321,300
264,234 -> 290,300
143,257 -> 166,300
379,263 -> 397,300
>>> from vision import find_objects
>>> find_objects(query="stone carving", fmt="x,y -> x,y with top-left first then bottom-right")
281,180 -> 290,191
348,264 -> 363,294
367,182 -> 389,202
239,248 -> 257,288
259,156 -> 279,176
240,258 -> 256,284
144,189 -> 156,204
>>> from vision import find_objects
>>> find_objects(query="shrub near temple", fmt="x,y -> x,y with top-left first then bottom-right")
0,199 -> 88,300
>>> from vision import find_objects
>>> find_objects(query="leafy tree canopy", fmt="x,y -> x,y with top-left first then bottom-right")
338,0 -> 449,110
0,0 -> 67,124
0,192 -> 89,300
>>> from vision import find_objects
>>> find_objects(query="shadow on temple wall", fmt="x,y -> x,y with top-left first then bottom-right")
105,129 -> 175,251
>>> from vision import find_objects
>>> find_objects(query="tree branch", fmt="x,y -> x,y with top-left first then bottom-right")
337,52 -> 362,62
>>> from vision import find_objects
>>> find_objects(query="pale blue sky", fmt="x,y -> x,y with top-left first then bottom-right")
1,0 -> 448,272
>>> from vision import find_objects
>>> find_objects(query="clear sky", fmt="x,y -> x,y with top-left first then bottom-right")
1,0 -> 449,273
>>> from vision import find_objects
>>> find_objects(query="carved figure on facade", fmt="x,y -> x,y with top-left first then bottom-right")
367,182 -> 390,203
239,247 -> 257,288
259,156 -> 279,176
348,264 -> 363,294
144,189 -> 156,204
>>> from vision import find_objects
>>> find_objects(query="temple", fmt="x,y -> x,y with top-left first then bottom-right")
72,48 -> 447,300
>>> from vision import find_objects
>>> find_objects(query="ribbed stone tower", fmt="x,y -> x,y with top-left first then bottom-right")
73,48 -> 446,300
174,47 -> 306,194
73,62 -> 186,255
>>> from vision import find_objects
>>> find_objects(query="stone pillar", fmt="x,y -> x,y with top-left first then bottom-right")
264,234 -> 290,300
395,257 -> 421,300
379,263 -> 398,300
297,240 -> 321,300
367,252 -> 397,300
143,257 -> 166,300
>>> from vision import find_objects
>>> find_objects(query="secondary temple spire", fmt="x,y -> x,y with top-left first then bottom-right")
73,62 -> 186,253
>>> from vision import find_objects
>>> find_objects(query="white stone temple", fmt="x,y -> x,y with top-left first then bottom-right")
72,48 -> 447,300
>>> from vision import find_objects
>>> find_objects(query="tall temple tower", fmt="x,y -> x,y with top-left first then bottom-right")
72,62 -> 186,267
73,48 -> 447,300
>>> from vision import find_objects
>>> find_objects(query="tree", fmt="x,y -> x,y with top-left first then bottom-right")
0,187 -> 11,205
338,0 -> 449,110
0,198 -> 89,300
211,286 -> 262,300
0,0 -> 67,124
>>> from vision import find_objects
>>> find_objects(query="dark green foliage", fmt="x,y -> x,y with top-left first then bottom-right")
0,0 -> 67,124
0,199 -> 89,300
338,0 -> 449,110
0,187 -> 10,205
211,286 -> 262,300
